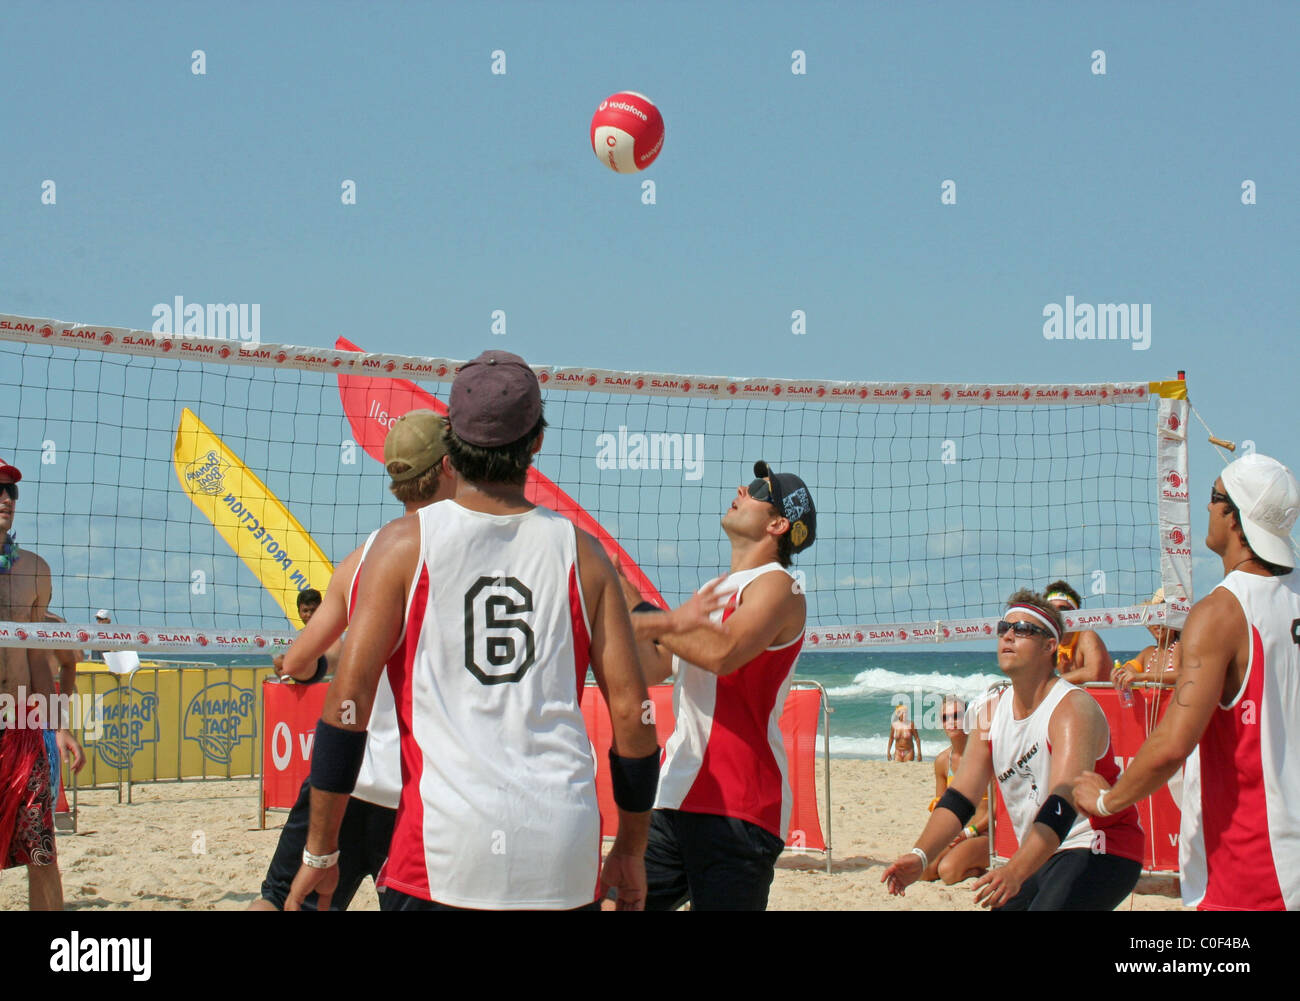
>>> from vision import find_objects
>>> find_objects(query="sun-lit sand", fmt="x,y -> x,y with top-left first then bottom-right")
0,759 -> 1186,911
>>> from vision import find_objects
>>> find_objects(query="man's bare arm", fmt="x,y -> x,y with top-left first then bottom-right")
1059,631 -> 1108,685
281,546 -> 363,681
577,531 -> 659,909
1076,592 -> 1236,815
25,556 -> 52,681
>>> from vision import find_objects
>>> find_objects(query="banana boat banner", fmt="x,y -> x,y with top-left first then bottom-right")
173,407 -> 334,627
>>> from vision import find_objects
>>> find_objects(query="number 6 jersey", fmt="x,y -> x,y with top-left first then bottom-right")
376,500 -> 599,909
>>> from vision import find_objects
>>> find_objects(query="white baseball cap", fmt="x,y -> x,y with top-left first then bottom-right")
1221,453 -> 1300,569
95,609 -> 110,619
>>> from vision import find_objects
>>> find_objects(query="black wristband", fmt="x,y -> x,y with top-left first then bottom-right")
1034,794 -> 1077,844
608,747 -> 660,812
307,655 -> 329,684
309,719 -> 367,794
632,601 -> 662,614
936,787 -> 976,826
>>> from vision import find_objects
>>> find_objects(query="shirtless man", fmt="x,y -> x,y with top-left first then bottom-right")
1044,580 -> 1112,685
0,459 -> 78,909
887,703 -> 921,762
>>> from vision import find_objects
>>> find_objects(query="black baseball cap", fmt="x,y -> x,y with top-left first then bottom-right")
754,460 -> 816,553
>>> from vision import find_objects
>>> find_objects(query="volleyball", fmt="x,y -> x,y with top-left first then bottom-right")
590,91 -> 664,173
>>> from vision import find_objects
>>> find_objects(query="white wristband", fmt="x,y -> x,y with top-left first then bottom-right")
1095,790 -> 1113,817
302,848 -> 340,870
910,846 -> 929,871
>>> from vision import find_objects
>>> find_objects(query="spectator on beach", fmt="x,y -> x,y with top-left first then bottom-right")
273,590 -> 330,680
1111,588 -> 1182,695
1045,580 -> 1112,685
887,703 -> 921,762
920,696 -> 988,884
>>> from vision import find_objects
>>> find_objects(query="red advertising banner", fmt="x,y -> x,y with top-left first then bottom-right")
260,680 -> 327,826
992,684 -> 1180,872
581,684 -> 826,851
263,680 -> 828,854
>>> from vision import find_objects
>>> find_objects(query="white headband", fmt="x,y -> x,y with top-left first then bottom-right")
1044,591 -> 1079,610
1005,604 -> 1062,643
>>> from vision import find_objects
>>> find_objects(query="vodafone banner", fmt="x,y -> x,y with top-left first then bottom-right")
260,680 -> 326,825
992,684 -> 1181,872
262,680 -> 829,855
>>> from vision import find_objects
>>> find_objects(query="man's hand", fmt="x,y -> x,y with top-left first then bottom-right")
284,862 -> 339,912
55,729 -> 84,772
972,863 -> 1023,908
881,852 -> 924,896
599,850 -> 647,911
670,576 -> 731,634
272,654 -> 290,679
1072,770 -> 1113,817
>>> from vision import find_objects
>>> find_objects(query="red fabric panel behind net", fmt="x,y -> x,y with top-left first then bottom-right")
583,684 -> 826,851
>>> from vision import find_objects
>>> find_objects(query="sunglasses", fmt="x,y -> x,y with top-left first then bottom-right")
942,712 -> 960,723
1210,487 -> 1234,507
996,619 -> 1054,640
0,483 -> 17,501
747,478 -> 774,504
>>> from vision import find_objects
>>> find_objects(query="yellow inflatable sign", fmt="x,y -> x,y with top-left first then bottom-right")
173,408 -> 333,627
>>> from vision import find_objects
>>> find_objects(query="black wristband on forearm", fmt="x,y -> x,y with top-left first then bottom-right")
632,601 -> 662,614
303,655 -> 329,684
1034,794 -> 1077,844
936,787 -> 976,826
309,719 -> 367,794
608,748 -> 660,812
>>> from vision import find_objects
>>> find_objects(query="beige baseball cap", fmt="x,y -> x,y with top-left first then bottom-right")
1222,453 -> 1300,569
384,410 -> 447,482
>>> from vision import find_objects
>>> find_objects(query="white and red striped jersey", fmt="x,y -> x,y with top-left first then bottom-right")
989,680 -> 1143,862
347,529 -> 401,811
376,500 -> 600,909
1179,570 -> 1300,911
655,563 -> 804,839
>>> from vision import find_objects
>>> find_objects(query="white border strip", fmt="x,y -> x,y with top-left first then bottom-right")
0,622 -> 295,655
1,313 -> 1156,406
0,604 -> 1166,654
802,603 -> 1169,649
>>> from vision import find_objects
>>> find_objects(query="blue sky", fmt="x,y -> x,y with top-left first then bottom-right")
2,1 -> 1296,642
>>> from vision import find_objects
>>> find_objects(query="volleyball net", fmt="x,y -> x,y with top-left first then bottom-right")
0,312 -> 1192,655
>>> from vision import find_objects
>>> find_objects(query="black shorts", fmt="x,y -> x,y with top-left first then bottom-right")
380,888 -> 601,912
259,778 -> 396,911
644,808 -> 785,911
994,849 -> 1142,911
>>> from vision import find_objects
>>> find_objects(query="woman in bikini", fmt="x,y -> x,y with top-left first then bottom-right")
887,703 -> 921,762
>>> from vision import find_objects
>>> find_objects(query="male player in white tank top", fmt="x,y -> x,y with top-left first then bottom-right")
252,410 -> 455,910
287,351 -> 659,911
628,460 -> 815,910
884,589 -> 1144,909
1075,453 -> 1300,910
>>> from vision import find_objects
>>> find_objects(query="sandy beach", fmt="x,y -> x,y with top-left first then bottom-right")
0,759 -> 1186,911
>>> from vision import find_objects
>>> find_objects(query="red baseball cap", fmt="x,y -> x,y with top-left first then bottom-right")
0,459 -> 21,482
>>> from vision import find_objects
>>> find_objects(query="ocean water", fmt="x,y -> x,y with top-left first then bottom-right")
792,650 -> 1138,759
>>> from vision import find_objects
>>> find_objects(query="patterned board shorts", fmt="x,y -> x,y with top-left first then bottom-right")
0,726 -> 56,869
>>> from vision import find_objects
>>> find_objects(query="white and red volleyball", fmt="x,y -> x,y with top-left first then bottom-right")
590,91 -> 664,173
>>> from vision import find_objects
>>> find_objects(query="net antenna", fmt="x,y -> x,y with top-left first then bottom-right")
0,312 -> 1192,654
